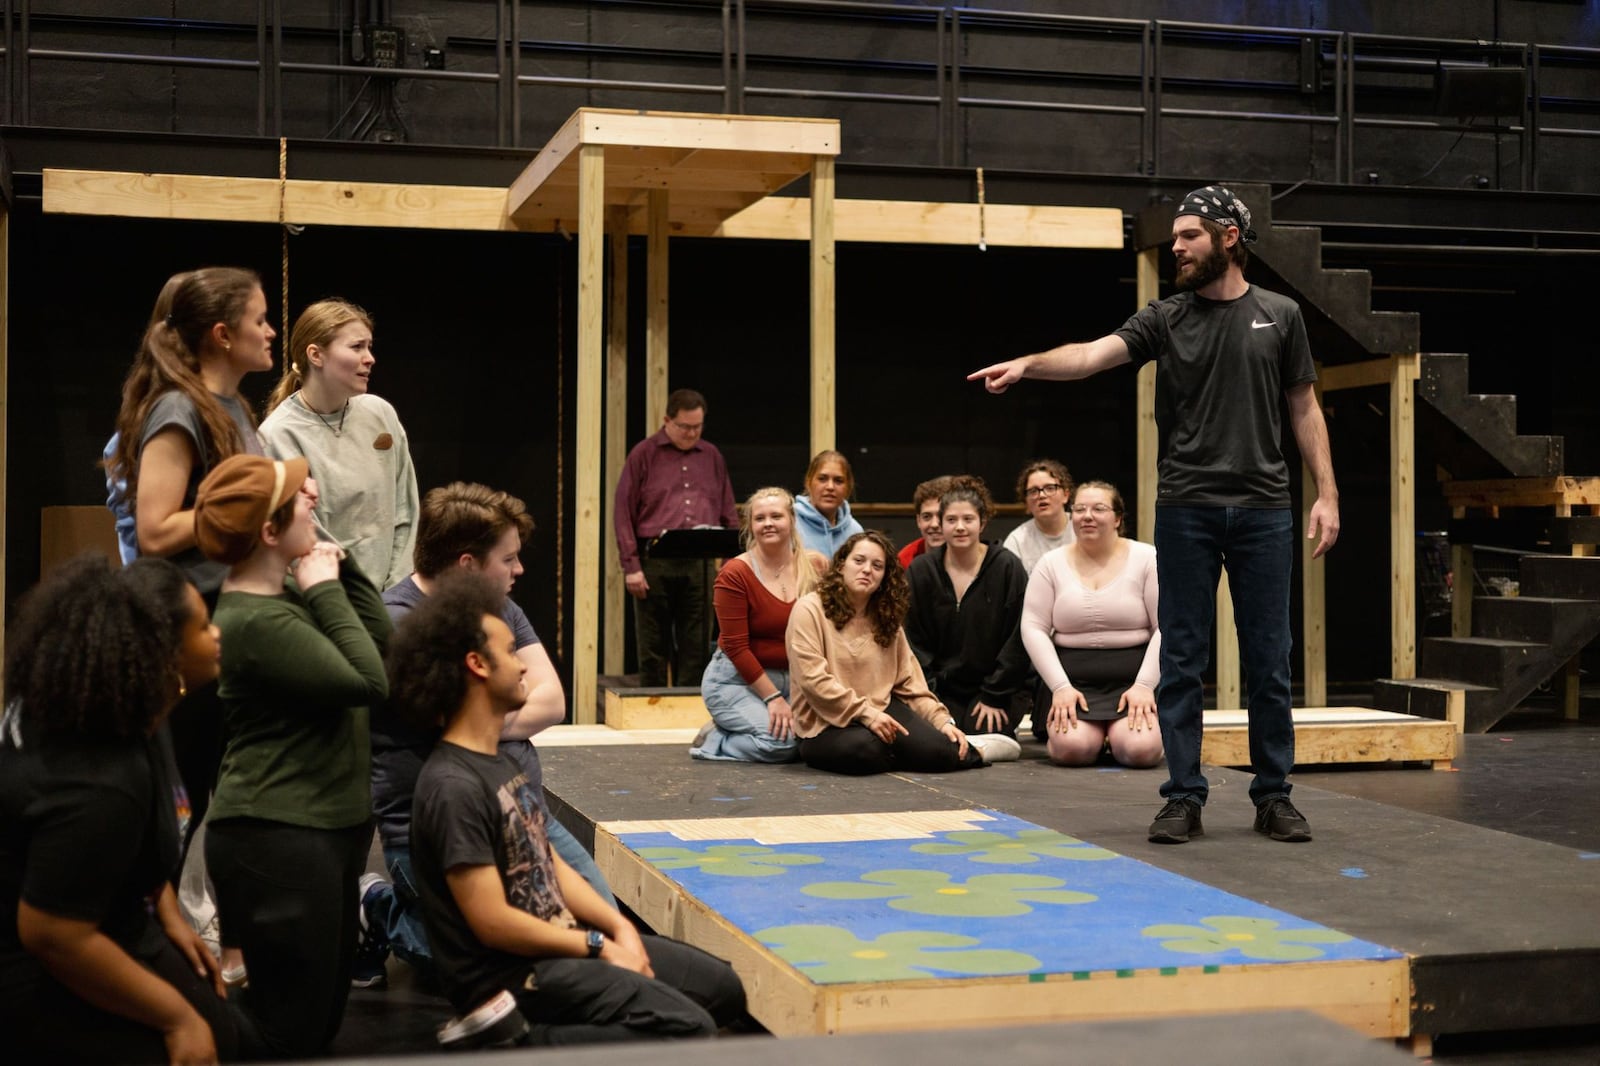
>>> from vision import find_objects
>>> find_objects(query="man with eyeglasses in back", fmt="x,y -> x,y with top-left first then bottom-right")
615,388 -> 738,688
969,186 -> 1339,848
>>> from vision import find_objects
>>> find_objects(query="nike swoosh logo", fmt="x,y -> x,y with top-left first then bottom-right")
1252,319 -> 1276,329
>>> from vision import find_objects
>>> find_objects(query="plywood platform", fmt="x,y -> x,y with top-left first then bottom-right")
1201,707 -> 1459,769
538,737 -> 1599,1046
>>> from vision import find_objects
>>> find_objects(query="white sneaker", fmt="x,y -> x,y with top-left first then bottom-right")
969,733 -> 1021,764
437,989 -> 528,1049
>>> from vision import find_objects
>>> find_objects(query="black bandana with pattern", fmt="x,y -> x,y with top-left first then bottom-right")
1174,185 -> 1257,244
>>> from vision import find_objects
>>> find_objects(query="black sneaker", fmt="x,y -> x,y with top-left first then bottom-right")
1147,797 -> 1203,844
437,989 -> 529,1049
1254,796 -> 1312,842
352,873 -> 392,989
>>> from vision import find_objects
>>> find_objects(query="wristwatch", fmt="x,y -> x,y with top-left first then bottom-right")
585,929 -> 606,958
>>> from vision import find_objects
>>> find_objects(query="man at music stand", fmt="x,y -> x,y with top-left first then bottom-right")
614,388 -> 738,687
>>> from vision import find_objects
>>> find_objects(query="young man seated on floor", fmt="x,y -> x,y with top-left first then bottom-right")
388,574 -> 748,1045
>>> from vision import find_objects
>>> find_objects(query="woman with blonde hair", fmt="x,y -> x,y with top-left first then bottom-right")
259,298 -> 419,590
788,531 -> 1017,775
692,488 -> 825,763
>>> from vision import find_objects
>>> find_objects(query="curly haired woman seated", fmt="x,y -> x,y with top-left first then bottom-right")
786,530 -> 1018,775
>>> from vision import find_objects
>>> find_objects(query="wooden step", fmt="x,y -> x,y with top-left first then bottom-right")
1521,554 -> 1600,599
1371,677 -> 1495,727
1474,595 -> 1600,644
1420,636 -> 1546,690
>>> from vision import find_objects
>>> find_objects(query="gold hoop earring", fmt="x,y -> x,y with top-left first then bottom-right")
175,671 -> 188,700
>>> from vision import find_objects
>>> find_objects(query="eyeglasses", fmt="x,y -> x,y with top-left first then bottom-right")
670,420 -> 704,434
1071,503 -> 1115,516
1023,483 -> 1063,498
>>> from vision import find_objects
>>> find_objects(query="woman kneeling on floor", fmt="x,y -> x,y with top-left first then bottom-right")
1020,480 -> 1164,768
787,530 -> 1019,775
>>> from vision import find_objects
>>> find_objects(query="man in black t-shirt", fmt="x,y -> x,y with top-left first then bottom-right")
970,185 -> 1340,846
390,576 -> 747,1045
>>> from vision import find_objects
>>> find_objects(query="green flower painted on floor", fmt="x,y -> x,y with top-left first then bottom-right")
910,829 -> 1116,865
802,869 -> 1095,916
636,844 -> 824,877
1141,916 -> 1354,961
757,924 -> 1041,982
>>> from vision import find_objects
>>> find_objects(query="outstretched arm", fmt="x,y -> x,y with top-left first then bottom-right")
1286,382 -> 1340,558
967,334 -> 1131,394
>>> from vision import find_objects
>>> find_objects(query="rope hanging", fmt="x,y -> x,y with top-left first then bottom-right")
976,166 -> 987,252
554,252 -> 566,664
279,139 -> 290,342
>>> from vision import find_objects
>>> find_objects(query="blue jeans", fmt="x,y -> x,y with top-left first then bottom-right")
375,817 -> 615,974
691,648 -> 799,763
1153,505 -> 1296,807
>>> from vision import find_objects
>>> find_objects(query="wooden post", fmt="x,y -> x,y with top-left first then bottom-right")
573,144 -> 605,724
1216,573 -> 1240,710
1391,353 -> 1419,679
809,156 -> 836,455
603,207 -> 629,676
1301,375 -> 1327,707
646,190 -> 669,436
1135,247 -> 1158,544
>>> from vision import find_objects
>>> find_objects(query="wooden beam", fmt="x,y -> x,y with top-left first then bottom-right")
1318,356 -> 1417,393
603,689 -> 709,731
1202,709 -> 1457,768
46,169 -> 1124,250
507,115 -> 584,217
570,108 -> 840,157
1302,373 -> 1327,707
708,197 -> 1123,249
604,206 -> 630,677
573,144 -> 605,725
1216,572 -> 1240,711
1391,353 -> 1418,679
646,190 -> 670,436
1440,476 -> 1600,509
1134,248 -> 1158,543
810,156 -> 837,456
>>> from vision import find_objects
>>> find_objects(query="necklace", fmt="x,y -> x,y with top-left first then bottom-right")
300,393 -> 349,436
748,552 -> 793,599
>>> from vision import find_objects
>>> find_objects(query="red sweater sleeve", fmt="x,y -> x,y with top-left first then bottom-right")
714,560 -> 765,683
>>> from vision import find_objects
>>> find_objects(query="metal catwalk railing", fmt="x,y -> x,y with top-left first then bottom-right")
2,1 -> 1595,190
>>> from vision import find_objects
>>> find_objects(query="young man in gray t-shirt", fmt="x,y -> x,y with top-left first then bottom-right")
970,185 -> 1339,846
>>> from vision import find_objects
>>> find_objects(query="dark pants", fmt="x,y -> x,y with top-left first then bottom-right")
634,556 -> 710,687
1153,505 -> 1296,806
513,934 -> 745,1045
942,688 -> 1019,739
168,679 -> 222,859
800,701 -> 986,776
5,935 -> 262,1063
207,817 -> 371,1059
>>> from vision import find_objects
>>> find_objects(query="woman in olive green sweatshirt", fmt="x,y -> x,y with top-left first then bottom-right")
193,454 -> 391,1059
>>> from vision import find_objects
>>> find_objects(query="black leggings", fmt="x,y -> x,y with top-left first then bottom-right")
5,933 -> 261,1063
207,817 -> 370,1059
513,934 -> 746,1045
799,701 -> 986,776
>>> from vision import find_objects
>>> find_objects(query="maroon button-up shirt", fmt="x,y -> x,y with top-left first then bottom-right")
613,428 -> 738,574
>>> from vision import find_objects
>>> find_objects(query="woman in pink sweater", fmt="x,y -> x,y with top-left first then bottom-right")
787,531 -> 1013,775
1021,481 -> 1164,768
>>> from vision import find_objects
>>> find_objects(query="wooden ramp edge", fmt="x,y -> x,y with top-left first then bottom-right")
593,829 -> 1409,1040
1202,708 -> 1459,770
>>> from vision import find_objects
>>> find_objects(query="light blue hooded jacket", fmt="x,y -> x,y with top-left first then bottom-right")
793,494 -> 864,562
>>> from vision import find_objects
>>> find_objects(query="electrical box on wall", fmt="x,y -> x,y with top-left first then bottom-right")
363,25 -> 405,69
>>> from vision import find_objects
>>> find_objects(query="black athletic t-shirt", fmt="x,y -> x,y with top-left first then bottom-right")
411,742 -> 576,1011
0,708 -> 184,1005
1116,286 -> 1317,507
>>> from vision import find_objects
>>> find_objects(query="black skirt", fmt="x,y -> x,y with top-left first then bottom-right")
1037,642 -> 1150,721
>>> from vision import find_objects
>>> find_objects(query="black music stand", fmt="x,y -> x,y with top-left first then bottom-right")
644,527 -> 741,685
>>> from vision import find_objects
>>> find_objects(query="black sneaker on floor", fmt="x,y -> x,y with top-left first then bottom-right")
1147,797 -> 1203,844
1254,796 -> 1312,842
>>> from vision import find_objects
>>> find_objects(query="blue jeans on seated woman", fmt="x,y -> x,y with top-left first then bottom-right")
692,648 -> 799,762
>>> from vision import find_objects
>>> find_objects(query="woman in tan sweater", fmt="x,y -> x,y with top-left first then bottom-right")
787,531 -> 1015,775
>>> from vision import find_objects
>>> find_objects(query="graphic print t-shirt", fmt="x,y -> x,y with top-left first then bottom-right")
411,742 -> 576,1010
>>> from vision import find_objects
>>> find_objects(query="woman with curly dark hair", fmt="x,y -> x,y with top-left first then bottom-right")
0,554 -> 263,1063
785,530 -> 1010,775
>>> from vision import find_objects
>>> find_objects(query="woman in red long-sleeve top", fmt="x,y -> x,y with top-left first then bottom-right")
691,488 -> 824,762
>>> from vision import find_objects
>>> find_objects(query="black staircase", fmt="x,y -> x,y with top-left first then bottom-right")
1222,185 -> 1594,733
1374,555 -> 1600,731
